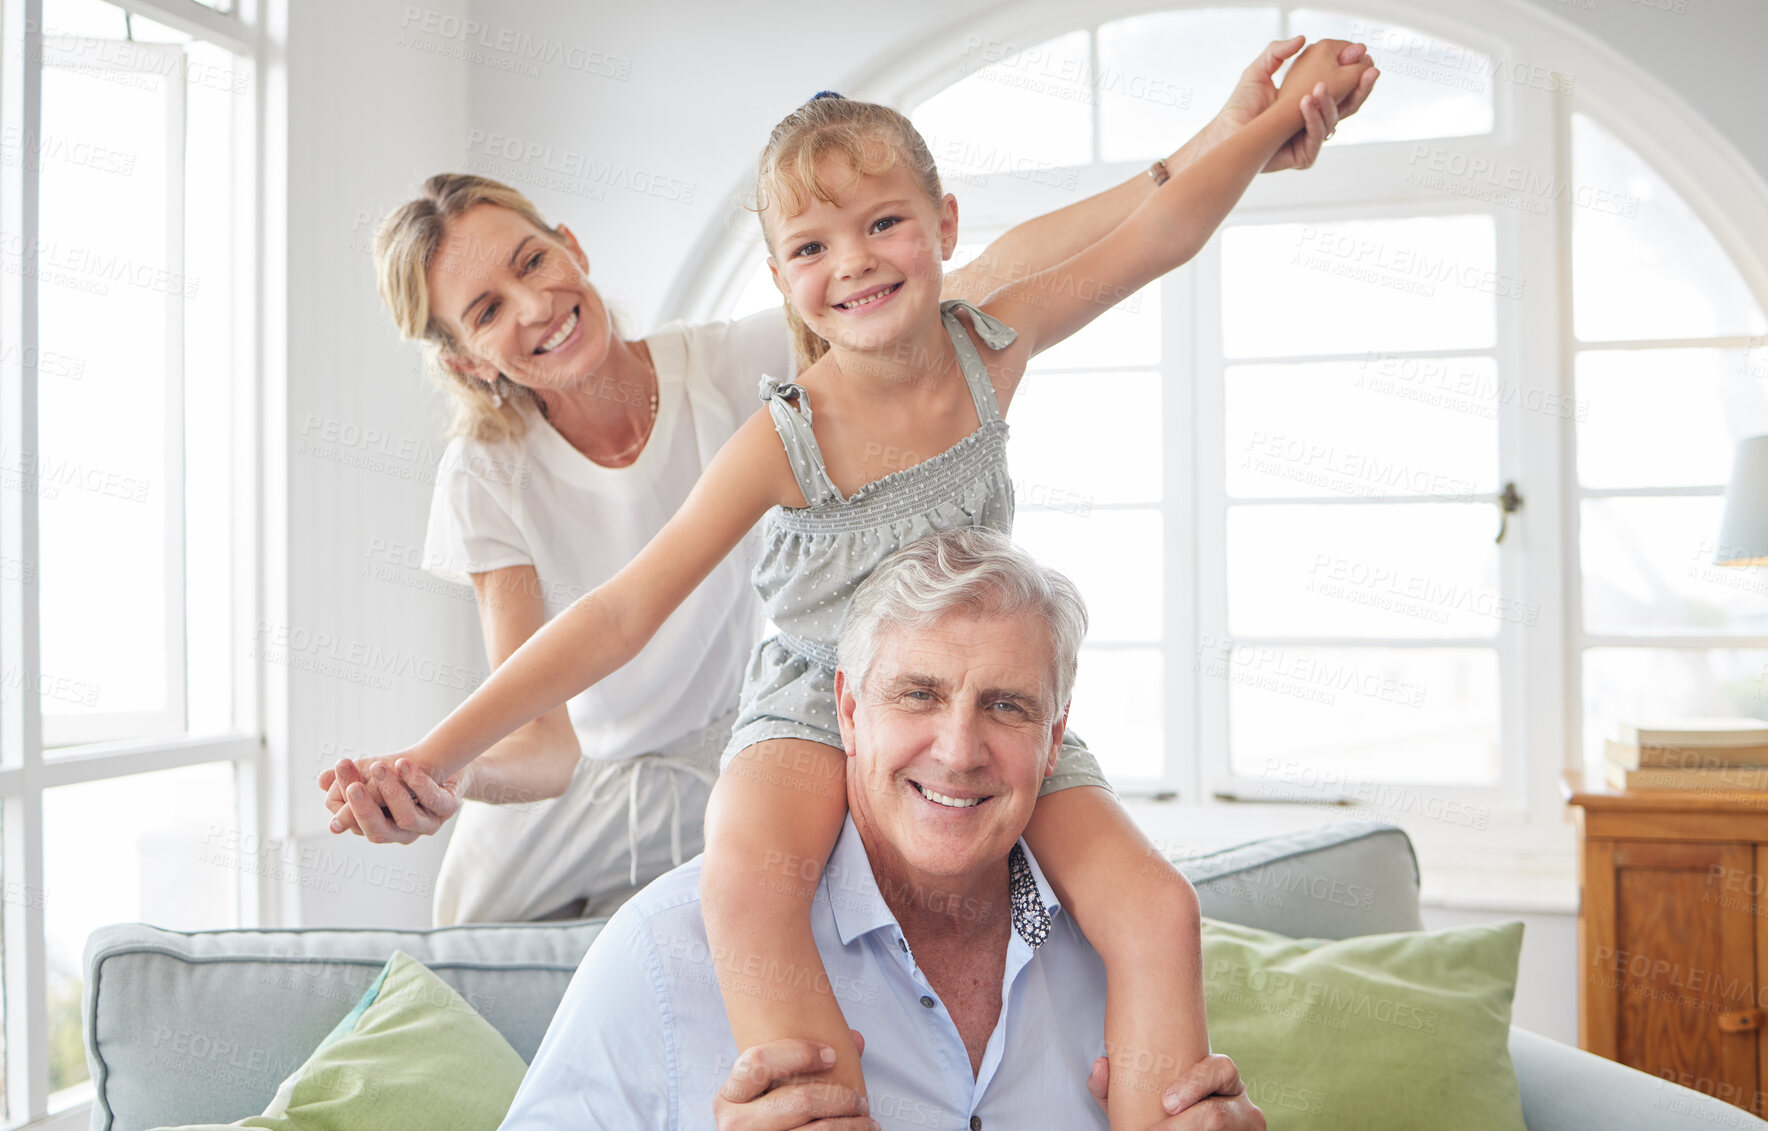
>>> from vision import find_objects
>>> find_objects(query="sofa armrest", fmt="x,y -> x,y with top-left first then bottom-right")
83,919 -> 604,1131
1510,1026 -> 1767,1130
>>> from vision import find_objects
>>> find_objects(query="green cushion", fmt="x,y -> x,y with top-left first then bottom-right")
1201,917 -> 1526,1131
152,951 -> 528,1131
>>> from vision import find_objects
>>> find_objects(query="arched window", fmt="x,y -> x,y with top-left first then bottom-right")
697,4 -> 1768,852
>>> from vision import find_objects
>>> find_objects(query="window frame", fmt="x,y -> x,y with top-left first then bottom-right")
0,1 -> 263,1126
670,0 -> 1768,880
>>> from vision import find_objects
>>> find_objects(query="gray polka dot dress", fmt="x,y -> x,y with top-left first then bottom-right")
720,300 -> 1111,798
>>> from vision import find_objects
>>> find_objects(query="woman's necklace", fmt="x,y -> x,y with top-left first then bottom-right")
590,342 -> 660,467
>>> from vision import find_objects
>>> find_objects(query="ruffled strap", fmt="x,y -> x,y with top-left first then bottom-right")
758,375 -> 842,507
939,299 -> 1017,425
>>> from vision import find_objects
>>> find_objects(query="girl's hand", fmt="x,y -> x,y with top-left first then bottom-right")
319,756 -> 466,844
1213,36 -> 1380,172
1276,38 -> 1373,106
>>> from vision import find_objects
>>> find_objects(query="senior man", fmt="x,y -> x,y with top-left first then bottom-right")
500,528 -> 1261,1130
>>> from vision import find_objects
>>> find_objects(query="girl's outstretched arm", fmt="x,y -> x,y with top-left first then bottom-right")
701,740 -> 863,1105
942,38 -> 1377,309
1025,786 -> 1206,1131
982,40 -> 1374,365
380,408 -> 796,784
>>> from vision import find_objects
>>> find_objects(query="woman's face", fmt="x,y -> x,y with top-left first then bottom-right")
426,203 -> 614,393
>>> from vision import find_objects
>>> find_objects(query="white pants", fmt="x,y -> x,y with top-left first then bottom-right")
432,708 -> 735,925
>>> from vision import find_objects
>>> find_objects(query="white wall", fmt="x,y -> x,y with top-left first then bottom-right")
272,0 -> 478,927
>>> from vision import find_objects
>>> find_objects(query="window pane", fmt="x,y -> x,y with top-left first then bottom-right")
1572,114 -> 1767,341
1228,504 -> 1507,638
1070,647 -> 1164,782
1014,508 -> 1161,644
44,763 -> 240,1093
1096,8 -> 1283,163
1582,497 -> 1768,634
1009,370 -> 1160,506
185,38 -> 244,734
1226,358 -> 1496,498
1288,10 -> 1495,144
1221,216 -> 1502,358
1031,277 -> 1163,369
1577,348 -> 1768,489
1220,646 -> 1500,785
1583,648 -> 1768,767
914,31 -> 1092,180
36,37 -> 180,739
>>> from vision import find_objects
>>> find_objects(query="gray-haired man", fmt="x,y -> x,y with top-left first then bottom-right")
501,528 -> 1261,1130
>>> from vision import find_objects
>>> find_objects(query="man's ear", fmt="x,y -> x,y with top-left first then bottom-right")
441,349 -> 499,386
938,193 -> 959,261
554,223 -> 590,275
834,667 -> 860,758
1043,703 -> 1069,780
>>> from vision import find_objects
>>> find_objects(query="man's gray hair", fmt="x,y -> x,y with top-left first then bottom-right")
837,527 -> 1088,712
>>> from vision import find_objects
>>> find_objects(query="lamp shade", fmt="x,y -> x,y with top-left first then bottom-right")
1716,433 -> 1768,566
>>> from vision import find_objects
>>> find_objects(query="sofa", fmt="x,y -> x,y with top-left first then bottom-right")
83,820 -> 1762,1130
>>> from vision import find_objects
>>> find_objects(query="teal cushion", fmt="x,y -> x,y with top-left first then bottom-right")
1202,917 -> 1527,1131
151,951 -> 528,1131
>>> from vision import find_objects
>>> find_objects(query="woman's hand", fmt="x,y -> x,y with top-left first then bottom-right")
1212,36 -> 1380,173
1277,38 -> 1374,106
319,756 -> 466,844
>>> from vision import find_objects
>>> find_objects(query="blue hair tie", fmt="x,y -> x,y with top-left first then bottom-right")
811,90 -> 844,101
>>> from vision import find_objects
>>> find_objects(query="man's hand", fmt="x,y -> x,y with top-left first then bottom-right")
318,757 -> 466,844
1088,1052 -> 1267,1130
1214,35 -> 1380,172
713,1032 -> 875,1131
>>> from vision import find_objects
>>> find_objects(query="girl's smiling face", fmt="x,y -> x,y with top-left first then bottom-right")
426,202 -> 616,393
766,153 -> 958,357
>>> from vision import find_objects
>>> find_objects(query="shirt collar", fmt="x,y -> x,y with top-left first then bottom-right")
822,817 -> 1063,950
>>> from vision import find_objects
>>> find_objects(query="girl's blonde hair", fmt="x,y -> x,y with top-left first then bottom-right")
753,96 -> 944,373
373,173 -> 561,443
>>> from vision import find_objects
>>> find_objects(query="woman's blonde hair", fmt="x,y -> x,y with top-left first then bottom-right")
752,95 -> 944,374
373,173 -> 562,443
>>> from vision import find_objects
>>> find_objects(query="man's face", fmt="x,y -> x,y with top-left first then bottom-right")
836,609 -> 1067,884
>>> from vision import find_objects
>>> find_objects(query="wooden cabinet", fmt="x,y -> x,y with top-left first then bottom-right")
1565,771 -> 1768,1115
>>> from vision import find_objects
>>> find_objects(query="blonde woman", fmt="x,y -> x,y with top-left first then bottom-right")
324,39 -> 1378,926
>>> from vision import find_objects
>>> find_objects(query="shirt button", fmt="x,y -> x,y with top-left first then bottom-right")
919,995 -> 935,1009
899,938 -> 908,952
970,1118 -> 982,1131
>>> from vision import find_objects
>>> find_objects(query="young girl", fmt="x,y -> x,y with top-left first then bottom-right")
346,43 -> 1368,1128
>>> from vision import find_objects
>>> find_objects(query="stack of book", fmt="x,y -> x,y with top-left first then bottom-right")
1605,718 -> 1768,791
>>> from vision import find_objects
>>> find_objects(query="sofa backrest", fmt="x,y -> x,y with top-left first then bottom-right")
84,820 -> 1421,1131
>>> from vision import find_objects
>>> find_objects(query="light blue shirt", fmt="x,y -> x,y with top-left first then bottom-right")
500,817 -> 1109,1130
